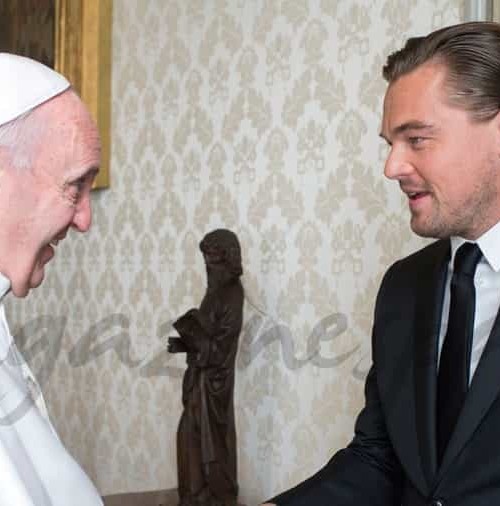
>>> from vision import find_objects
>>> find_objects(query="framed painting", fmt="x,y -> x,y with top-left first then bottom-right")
0,0 -> 112,189
494,0 -> 500,20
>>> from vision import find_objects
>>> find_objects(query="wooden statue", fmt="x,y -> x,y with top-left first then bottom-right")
168,229 -> 244,506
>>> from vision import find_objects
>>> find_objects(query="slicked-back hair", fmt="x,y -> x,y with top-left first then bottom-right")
383,22 -> 500,122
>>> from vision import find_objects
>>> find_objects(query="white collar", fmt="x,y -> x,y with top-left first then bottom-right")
450,220 -> 500,272
0,273 -> 12,360
0,272 -> 11,302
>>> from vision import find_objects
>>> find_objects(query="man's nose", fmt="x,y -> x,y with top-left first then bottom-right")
72,194 -> 92,232
384,146 -> 414,180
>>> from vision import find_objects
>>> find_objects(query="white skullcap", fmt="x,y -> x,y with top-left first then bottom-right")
0,53 -> 70,126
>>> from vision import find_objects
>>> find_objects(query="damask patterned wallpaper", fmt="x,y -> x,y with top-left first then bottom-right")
6,0 -> 460,504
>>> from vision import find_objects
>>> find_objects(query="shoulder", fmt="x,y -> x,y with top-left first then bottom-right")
375,239 -> 448,307
384,239 -> 448,282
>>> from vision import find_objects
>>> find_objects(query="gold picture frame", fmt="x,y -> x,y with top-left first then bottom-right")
494,0 -> 500,21
55,0 -> 112,189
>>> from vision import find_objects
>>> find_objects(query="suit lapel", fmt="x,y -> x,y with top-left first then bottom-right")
414,240 -> 449,488
436,304 -> 500,482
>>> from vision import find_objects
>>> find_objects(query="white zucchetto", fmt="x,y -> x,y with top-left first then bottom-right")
0,53 -> 70,126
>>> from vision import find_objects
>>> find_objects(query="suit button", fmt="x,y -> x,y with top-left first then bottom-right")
430,501 -> 444,506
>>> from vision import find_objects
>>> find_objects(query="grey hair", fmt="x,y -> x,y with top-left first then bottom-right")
0,106 -> 45,170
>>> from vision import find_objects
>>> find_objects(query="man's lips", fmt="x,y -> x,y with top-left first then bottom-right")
407,191 -> 429,200
41,244 -> 55,265
43,231 -> 68,264
403,191 -> 432,212
400,185 -> 430,199
50,231 -> 67,247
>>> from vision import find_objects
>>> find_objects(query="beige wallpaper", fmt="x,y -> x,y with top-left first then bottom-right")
6,0 -> 460,504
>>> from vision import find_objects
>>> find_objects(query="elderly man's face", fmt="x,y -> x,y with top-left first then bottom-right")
381,62 -> 500,240
2,91 -> 100,296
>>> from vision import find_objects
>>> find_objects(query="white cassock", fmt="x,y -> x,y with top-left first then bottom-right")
0,274 -> 103,505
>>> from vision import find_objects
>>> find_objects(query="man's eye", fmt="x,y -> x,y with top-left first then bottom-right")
68,177 -> 87,202
75,180 -> 86,191
408,136 -> 425,146
74,179 -> 86,193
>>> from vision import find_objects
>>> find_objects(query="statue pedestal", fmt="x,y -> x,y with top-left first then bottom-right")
103,488 -> 246,506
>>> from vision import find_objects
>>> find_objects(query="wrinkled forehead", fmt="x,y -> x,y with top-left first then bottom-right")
34,91 -> 101,173
42,91 -> 99,142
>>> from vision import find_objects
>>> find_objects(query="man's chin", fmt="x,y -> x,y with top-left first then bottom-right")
10,282 -> 31,298
410,215 -> 438,239
6,261 -> 47,298
10,275 -> 43,297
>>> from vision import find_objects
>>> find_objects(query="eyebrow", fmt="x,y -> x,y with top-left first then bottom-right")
379,121 -> 437,142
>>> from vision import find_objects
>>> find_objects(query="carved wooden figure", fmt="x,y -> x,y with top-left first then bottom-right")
168,229 -> 244,506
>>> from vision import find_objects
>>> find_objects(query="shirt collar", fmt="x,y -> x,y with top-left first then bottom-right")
450,220 -> 500,272
0,272 -> 11,302
0,273 -> 12,361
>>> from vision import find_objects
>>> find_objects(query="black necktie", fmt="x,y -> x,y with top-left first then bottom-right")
437,242 -> 482,464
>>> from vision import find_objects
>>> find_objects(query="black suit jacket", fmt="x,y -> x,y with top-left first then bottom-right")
271,239 -> 500,505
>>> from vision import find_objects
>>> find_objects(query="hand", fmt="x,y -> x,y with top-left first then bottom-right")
167,337 -> 188,353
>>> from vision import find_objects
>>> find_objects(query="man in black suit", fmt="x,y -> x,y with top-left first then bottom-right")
263,22 -> 500,506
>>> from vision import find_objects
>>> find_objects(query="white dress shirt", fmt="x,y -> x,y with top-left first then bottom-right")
0,273 -> 103,506
438,220 -> 500,382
